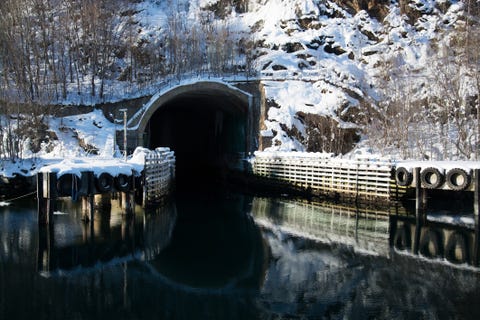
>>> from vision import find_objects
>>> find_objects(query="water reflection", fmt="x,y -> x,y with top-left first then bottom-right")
251,197 -> 480,319
390,210 -> 479,267
147,192 -> 267,290
252,197 -> 391,256
37,199 -> 177,274
1,193 -> 480,319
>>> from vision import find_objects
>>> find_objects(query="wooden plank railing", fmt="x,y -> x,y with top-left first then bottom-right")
252,152 -> 394,201
143,148 -> 175,206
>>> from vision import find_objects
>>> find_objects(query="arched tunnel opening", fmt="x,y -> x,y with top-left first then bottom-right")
145,89 -> 248,192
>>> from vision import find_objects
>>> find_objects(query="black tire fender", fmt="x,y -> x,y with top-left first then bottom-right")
419,228 -> 443,259
115,174 -> 131,192
445,168 -> 471,191
445,232 -> 469,264
57,173 -> 81,198
420,167 -> 444,189
395,167 -> 413,187
95,172 -> 114,193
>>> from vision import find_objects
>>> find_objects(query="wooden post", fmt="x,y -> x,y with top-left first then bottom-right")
37,172 -> 57,225
36,222 -> 54,273
474,169 -> 480,265
94,193 -> 112,212
413,167 -> 423,255
121,191 -> 133,216
80,171 -> 94,222
474,169 -> 480,217
415,167 -> 427,216
388,215 -> 398,248
81,196 -> 94,222
37,173 -> 45,224
474,214 -> 480,267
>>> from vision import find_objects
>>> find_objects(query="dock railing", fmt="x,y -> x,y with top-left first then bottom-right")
252,152 -> 394,202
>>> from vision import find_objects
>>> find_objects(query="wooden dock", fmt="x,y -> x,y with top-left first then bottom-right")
36,148 -> 175,225
252,152 -> 394,203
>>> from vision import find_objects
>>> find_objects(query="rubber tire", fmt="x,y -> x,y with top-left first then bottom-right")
95,172 -> 114,193
115,174 -> 131,192
445,232 -> 469,264
57,174 -> 81,198
420,167 -> 444,189
393,224 -> 411,251
419,229 -> 443,259
395,167 -> 413,187
445,168 -> 471,191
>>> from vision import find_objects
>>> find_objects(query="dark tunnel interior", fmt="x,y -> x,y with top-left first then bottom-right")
146,92 -> 247,191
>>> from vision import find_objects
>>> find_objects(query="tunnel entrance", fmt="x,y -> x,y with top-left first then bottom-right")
144,86 -> 248,191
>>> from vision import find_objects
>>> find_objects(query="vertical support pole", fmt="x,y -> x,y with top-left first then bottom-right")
122,191 -> 133,216
120,170 -> 136,216
124,110 -> 127,161
37,220 -> 54,273
119,108 -> 128,161
474,169 -> 480,217
37,173 -> 45,224
80,171 -> 95,223
473,169 -> 480,265
413,167 -> 423,255
81,196 -> 94,222
142,155 -> 148,208
37,172 -> 57,225
388,215 -> 398,248
415,167 -> 427,216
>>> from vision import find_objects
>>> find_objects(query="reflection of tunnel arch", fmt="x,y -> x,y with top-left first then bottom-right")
145,194 -> 269,292
138,81 -> 252,187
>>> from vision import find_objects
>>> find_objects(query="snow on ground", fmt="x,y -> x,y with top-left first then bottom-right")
39,157 -> 144,178
1,1 -> 478,180
45,109 -> 118,159
0,109 -> 145,179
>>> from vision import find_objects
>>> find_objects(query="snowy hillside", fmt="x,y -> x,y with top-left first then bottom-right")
0,0 -> 478,167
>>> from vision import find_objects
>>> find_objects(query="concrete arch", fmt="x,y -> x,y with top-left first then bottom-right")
136,81 -> 252,136
133,80 -> 254,188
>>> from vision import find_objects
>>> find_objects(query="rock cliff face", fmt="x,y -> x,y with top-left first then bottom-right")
334,0 -> 390,20
243,0 -> 475,157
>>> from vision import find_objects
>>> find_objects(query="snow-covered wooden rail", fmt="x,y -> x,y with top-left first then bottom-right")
252,152 -> 395,203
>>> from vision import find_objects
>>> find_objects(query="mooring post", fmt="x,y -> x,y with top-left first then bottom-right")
413,167 -> 424,255
473,169 -> 480,265
80,171 -> 95,222
121,174 -> 136,216
94,193 -> 112,212
37,172 -> 45,224
37,172 -> 57,225
474,169 -> 480,217
37,221 -> 54,273
121,191 -> 133,216
388,215 -> 398,248
415,167 -> 427,216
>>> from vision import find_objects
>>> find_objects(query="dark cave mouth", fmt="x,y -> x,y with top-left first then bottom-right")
145,94 -> 247,190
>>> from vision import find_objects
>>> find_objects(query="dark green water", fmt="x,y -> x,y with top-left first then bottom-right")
1,190 -> 480,320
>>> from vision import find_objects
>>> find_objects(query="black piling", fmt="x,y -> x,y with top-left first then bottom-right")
37,172 -> 57,225
474,169 -> 480,266
79,171 -> 95,223
413,167 -> 425,255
